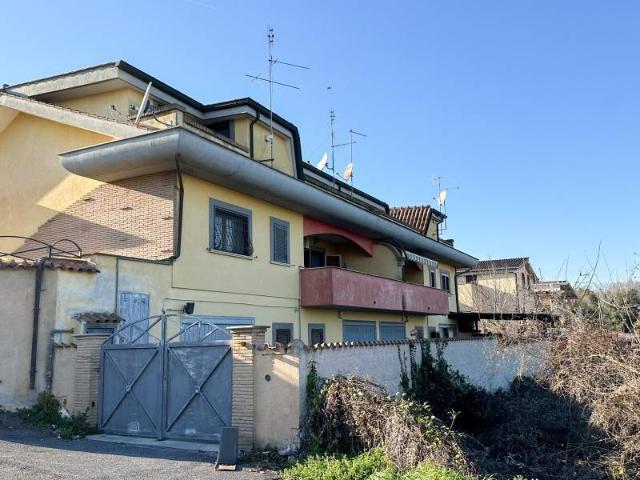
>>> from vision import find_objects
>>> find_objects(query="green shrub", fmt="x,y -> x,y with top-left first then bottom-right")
17,391 -> 93,439
283,450 -> 476,480
283,448 -> 394,480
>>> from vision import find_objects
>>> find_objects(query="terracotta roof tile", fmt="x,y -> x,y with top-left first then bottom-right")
471,258 -> 528,272
389,205 -> 432,234
0,256 -> 99,273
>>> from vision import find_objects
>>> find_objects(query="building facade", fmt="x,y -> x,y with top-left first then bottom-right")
0,61 -> 477,409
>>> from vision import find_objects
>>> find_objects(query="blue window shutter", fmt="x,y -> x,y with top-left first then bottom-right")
117,292 -> 150,343
270,217 -> 290,264
379,322 -> 406,341
343,320 -> 376,342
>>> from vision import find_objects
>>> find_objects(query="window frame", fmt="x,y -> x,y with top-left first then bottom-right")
270,217 -> 291,265
307,323 -> 326,345
272,322 -> 294,345
342,320 -> 377,342
209,199 -> 253,258
429,268 -> 437,288
438,323 -> 458,339
440,271 -> 451,293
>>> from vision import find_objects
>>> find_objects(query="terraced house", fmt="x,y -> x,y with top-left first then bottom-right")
0,61 -> 476,445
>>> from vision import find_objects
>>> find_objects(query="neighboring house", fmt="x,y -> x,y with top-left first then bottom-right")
0,61 -> 477,408
457,257 -> 539,314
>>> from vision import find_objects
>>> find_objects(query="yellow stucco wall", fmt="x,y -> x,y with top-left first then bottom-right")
235,117 -> 295,176
254,351 -> 301,448
55,87 -> 144,120
0,269 -> 58,408
0,113 -> 110,250
458,273 -> 517,312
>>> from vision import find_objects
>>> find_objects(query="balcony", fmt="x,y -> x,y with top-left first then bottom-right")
300,267 -> 449,315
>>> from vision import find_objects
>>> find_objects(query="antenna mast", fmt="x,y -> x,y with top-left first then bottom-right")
432,174 -> 460,234
347,128 -> 367,192
245,27 -> 309,164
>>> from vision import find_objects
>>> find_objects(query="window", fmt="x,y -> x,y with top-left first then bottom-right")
465,275 -> 476,283
308,323 -> 326,345
413,326 -> 424,340
180,316 -> 254,342
439,324 -> 458,338
207,120 -> 234,140
429,269 -> 437,288
427,326 -> 439,339
304,248 -> 325,268
380,322 -> 406,341
343,320 -> 376,342
270,217 -> 290,264
440,271 -> 451,293
325,255 -> 341,267
273,323 -> 294,345
210,200 -> 252,256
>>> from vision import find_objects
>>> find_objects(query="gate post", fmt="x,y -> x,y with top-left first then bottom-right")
228,326 -> 268,452
73,333 -> 110,425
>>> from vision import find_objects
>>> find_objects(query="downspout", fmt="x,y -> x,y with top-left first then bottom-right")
174,154 -> 184,259
249,111 -> 260,159
45,328 -> 74,391
29,258 -> 47,390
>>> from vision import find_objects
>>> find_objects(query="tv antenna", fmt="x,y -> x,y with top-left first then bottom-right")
246,27 -> 309,162
432,174 -> 461,233
327,110 -> 356,185
343,128 -> 367,192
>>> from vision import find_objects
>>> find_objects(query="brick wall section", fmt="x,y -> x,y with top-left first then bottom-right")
229,326 -> 268,452
73,334 -> 110,425
24,171 -> 177,260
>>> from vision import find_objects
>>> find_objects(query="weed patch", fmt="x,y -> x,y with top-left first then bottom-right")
17,391 -> 94,439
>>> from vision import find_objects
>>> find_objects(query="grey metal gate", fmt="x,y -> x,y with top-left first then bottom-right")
99,315 -> 232,441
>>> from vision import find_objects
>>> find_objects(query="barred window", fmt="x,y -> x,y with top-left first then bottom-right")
210,200 -> 252,256
270,217 -> 290,264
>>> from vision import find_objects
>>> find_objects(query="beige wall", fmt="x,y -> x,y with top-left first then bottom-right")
0,113 -> 110,251
235,117 -> 295,176
254,350 -> 301,448
0,269 -> 58,408
55,88 -> 144,120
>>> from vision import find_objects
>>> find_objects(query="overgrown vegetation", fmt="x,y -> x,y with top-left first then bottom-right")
301,268 -> 640,479
304,364 -> 471,473
17,391 -> 93,439
283,449 -> 475,480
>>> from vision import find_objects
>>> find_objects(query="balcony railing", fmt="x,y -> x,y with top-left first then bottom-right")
300,267 -> 449,315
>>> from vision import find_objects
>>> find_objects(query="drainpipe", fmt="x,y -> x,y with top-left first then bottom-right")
45,328 -> 74,391
249,111 -> 260,159
174,154 -> 184,259
29,258 -> 47,390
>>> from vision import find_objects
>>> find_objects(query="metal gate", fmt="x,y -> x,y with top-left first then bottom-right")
99,315 -> 232,441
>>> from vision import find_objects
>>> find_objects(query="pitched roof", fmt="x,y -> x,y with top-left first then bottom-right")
471,257 -> 528,272
389,205 -> 432,234
0,91 -> 150,138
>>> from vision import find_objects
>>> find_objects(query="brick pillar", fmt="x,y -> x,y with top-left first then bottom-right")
228,326 -> 268,452
73,334 -> 110,425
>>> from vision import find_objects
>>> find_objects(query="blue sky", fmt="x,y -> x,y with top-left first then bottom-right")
1,0 -> 638,283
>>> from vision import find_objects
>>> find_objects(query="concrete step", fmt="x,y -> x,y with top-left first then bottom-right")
87,434 -> 219,454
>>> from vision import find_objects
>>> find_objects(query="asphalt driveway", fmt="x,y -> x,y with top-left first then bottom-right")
0,412 -> 281,480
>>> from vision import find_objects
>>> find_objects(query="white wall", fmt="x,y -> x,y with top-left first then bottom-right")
299,338 -> 545,395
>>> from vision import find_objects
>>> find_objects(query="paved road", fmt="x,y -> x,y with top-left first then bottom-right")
0,413 -> 281,480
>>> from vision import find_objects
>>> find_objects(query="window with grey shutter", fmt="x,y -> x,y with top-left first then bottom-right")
272,322 -> 293,345
270,217 -> 290,264
210,200 -> 253,256
308,323 -> 325,345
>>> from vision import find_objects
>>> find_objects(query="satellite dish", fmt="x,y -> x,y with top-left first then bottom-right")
437,190 -> 447,206
342,162 -> 353,181
316,152 -> 328,171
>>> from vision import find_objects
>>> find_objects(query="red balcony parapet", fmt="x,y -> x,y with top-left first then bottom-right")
300,267 -> 449,315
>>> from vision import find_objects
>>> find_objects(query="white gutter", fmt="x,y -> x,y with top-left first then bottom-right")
60,128 -> 478,267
